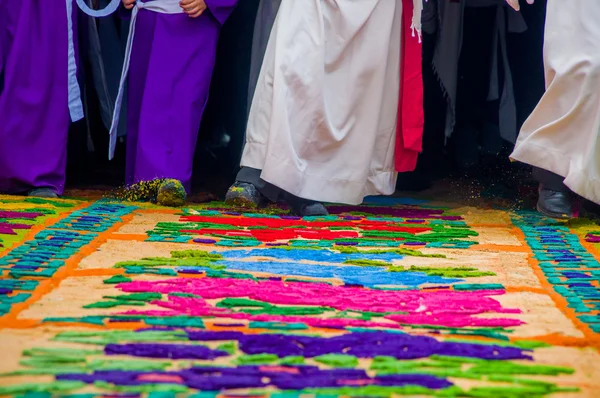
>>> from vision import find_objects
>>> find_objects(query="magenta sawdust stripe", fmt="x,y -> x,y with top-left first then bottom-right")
117,278 -> 522,328
0,227 -> 17,235
586,233 -> 600,243
0,211 -> 44,219
0,222 -> 32,235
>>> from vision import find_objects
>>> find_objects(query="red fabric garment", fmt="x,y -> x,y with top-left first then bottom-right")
395,0 -> 424,172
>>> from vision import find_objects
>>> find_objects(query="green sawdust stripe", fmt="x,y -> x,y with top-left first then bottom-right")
216,298 -> 407,319
314,354 -> 359,368
52,330 -> 190,345
0,382 -> 86,395
93,382 -> 189,394
304,384 -> 578,397
45,314 -> 208,329
84,293 -> 163,309
103,275 -> 132,284
389,266 -> 496,278
371,355 -> 573,377
362,324 -> 512,341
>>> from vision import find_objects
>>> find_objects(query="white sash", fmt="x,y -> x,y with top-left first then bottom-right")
108,0 -> 184,159
67,0 -> 84,122
76,0 -> 121,17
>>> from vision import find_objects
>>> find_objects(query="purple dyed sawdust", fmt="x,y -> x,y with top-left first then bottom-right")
280,215 -> 301,220
57,365 -> 452,390
108,318 -> 142,323
563,272 -> 590,279
193,238 -> 217,244
185,331 -> 532,361
105,343 -> 229,360
177,269 -> 205,275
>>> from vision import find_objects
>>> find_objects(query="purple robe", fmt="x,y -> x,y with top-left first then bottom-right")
125,0 -> 238,193
0,1 -> 78,195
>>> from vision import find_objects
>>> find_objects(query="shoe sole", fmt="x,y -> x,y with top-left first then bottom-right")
536,204 -> 572,221
28,191 -> 59,199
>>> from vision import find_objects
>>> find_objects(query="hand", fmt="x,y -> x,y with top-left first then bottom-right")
180,0 -> 207,18
122,0 -> 135,10
506,0 -> 535,11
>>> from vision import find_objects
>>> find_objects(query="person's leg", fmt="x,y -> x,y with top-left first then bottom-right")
226,167 -> 278,208
126,11 -> 223,194
0,1 -> 71,197
227,168 -> 328,216
451,6 -> 496,174
511,0 -> 600,215
533,167 -> 572,219
236,167 -> 281,200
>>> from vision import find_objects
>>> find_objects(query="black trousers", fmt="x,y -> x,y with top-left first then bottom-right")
533,167 -> 567,192
236,167 -> 282,202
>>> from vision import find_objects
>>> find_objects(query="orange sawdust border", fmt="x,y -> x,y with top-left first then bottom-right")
0,201 -> 91,261
1,206 -> 599,353
511,225 -> 600,349
0,212 -> 135,329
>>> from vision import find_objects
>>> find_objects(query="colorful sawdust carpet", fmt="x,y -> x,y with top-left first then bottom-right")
1,194 -> 600,397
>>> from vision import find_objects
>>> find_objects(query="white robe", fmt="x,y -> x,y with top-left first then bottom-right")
511,0 -> 600,204
241,0 -> 403,205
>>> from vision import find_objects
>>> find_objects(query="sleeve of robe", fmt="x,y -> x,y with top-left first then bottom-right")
204,0 -> 239,25
395,0 -> 425,173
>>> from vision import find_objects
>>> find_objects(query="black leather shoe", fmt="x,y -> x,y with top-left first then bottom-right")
537,185 -> 573,220
284,194 -> 329,217
225,182 -> 268,208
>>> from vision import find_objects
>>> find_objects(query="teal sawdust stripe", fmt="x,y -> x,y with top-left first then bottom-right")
0,201 -> 137,317
512,211 -> 600,332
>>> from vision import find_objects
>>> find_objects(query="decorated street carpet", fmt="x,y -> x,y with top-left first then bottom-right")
1,194 -> 600,397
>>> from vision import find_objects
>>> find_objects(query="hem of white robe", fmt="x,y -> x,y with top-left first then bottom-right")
241,142 -> 398,205
511,140 -> 600,205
